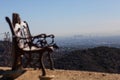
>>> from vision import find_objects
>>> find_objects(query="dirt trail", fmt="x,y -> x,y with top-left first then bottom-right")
0,67 -> 120,80
18,69 -> 120,80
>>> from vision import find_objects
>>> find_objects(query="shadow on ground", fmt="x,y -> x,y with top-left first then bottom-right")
0,69 -> 26,80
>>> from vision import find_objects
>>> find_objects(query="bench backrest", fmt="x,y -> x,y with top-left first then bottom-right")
5,13 -> 32,49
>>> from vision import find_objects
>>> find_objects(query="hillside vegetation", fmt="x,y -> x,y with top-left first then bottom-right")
55,46 -> 120,74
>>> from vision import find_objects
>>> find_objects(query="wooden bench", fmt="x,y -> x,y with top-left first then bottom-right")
5,13 -> 58,76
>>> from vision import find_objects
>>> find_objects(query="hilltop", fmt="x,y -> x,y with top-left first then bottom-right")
0,45 -> 120,80
0,67 -> 120,80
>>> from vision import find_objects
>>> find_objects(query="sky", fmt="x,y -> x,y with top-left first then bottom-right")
0,0 -> 120,37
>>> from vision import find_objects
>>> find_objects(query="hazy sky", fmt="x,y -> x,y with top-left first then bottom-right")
0,0 -> 120,37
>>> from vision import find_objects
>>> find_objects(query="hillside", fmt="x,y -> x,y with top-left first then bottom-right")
55,46 -> 120,74
0,46 -> 120,80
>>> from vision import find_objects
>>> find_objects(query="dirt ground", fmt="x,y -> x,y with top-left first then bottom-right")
0,67 -> 120,80
18,69 -> 120,80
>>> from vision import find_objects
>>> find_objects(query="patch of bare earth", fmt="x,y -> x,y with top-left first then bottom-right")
0,67 -> 120,80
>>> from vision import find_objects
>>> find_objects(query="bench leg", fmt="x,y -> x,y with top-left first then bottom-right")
12,53 -> 23,70
39,53 -> 46,76
48,52 -> 54,70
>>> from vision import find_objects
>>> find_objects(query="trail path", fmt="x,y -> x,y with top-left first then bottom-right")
1,67 -> 119,80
